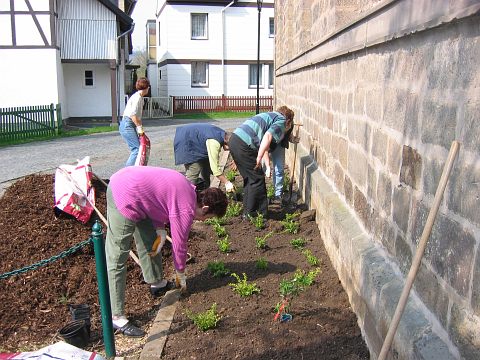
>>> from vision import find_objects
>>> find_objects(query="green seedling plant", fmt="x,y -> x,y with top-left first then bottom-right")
256,257 -> 268,270
273,300 -> 290,314
302,249 -> 320,266
213,223 -> 227,238
290,237 -> 307,249
225,169 -> 238,182
279,278 -> 301,298
249,213 -> 265,229
207,261 -> 231,277
292,268 -> 321,287
217,235 -> 231,253
224,201 -> 242,218
229,273 -> 260,297
186,303 -> 221,331
281,212 -> 300,234
205,216 -> 227,226
266,184 -> 275,199
255,231 -> 273,249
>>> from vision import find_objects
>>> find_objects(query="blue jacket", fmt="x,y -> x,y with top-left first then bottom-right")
174,123 -> 225,165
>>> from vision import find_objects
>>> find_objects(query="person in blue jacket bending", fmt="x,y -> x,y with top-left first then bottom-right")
174,123 -> 234,192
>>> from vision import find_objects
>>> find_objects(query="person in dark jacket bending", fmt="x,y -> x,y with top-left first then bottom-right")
174,123 -> 234,192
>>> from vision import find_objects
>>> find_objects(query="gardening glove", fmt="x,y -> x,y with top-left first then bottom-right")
136,125 -> 144,136
225,181 -> 235,193
149,228 -> 167,257
175,270 -> 187,293
265,166 -> 271,178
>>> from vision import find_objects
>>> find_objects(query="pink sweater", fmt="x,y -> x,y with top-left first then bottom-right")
109,166 -> 197,272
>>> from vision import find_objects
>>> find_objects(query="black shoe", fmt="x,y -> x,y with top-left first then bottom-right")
113,322 -> 145,337
270,196 -> 282,205
150,280 -> 176,297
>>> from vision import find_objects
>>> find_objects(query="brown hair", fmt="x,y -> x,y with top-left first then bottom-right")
276,105 -> 294,122
197,187 -> 228,218
136,77 -> 150,91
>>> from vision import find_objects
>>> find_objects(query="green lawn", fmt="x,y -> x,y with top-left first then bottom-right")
173,111 -> 255,120
0,126 -> 115,147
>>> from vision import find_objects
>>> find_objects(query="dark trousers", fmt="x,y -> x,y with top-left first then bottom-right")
229,133 -> 268,217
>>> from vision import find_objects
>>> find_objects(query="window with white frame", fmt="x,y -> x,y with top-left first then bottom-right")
269,17 -> 275,37
268,64 -> 274,88
84,70 -> 94,87
191,13 -> 208,39
192,61 -> 208,87
248,64 -> 263,88
158,21 -> 161,46
147,21 -> 156,61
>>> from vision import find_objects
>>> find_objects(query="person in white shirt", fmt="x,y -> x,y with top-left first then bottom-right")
119,77 -> 150,166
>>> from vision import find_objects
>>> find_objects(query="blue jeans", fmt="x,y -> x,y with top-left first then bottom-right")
271,145 -> 286,197
119,116 -> 140,167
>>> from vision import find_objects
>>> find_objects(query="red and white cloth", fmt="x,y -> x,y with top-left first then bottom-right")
54,156 -> 95,224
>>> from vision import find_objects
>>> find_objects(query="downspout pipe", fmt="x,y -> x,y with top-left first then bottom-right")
116,23 -> 135,119
221,1 -> 235,96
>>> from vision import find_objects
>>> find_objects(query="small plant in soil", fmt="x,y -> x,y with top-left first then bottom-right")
224,201 -> 242,218
281,212 -> 300,234
249,213 -> 265,229
290,237 -> 307,249
225,169 -> 238,182
302,249 -> 320,266
207,261 -> 231,277
266,184 -> 275,199
279,278 -> 302,298
292,268 -> 321,287
213,223 -> 228,238
186,303 -> 221,331
205,216 -> 227,226
255,231 -> 273,249
229,273 -> 261,297
273,300 -> 290,314
256,257 -> 268,270
217,235 -> 231,253
58,294 -> 70,305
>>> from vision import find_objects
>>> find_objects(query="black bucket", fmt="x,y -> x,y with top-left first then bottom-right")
69,304 -> 91,336
59,319 -> 89,348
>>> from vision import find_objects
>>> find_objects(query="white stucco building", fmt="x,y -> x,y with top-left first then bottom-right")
146,0 -> 274,98
0,0 -> 136,124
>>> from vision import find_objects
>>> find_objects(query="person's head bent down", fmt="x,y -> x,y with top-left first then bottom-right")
195,187 -> 228,221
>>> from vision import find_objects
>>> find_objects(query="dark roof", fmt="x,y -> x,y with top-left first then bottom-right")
166,0 -> 235,4
98,0 -> 134,30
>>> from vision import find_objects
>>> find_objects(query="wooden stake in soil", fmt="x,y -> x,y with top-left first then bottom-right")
288,124 -> 302,204
378,140 -> 460,360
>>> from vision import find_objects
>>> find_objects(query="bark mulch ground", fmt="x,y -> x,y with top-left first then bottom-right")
0,174 -> 369,359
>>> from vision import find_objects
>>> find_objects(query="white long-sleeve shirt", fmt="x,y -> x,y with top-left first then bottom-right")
122,91 -> 143,119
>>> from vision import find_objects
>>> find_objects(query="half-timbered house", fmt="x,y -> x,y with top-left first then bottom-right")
0,0 -> 137,124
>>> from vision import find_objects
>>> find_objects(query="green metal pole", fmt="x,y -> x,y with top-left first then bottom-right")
91,221 -> 116,358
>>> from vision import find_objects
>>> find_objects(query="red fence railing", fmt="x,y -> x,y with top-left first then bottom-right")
173,95 -> 273,114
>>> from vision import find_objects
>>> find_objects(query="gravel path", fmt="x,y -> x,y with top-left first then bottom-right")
0,118 -> 244,196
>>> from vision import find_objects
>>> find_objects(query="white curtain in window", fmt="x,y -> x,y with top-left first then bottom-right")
191,14 -> 207,38
249,64 -> 263,86
192,61 -> 207,85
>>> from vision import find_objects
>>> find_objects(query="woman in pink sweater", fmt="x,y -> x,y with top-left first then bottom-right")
106,166 -> 228,337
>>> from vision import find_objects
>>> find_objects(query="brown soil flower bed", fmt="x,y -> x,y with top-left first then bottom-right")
0,174 -> 369,359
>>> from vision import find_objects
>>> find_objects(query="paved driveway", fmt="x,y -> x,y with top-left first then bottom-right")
0,118 -> 244,196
